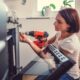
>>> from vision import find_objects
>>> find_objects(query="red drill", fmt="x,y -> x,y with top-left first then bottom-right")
25,31 -> 49,48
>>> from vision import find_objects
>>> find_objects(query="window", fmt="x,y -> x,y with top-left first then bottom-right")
37,0 -> 75,11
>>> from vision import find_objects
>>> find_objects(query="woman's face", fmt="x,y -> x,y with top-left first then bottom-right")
54,14 -> 70,32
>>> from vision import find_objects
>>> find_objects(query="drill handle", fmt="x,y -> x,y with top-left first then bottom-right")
25,31 -> 34,37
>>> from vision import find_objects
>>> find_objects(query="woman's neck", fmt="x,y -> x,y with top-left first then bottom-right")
60,31 -> 73,40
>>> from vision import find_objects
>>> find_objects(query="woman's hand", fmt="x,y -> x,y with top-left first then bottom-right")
19,33 -> 32,43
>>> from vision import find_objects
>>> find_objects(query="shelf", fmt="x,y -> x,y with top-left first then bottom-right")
26,17 -> 50,19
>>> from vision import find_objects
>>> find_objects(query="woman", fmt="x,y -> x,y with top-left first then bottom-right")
20,8 -> 80,80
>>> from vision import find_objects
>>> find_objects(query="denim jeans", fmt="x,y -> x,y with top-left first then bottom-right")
59,73 -> 74,80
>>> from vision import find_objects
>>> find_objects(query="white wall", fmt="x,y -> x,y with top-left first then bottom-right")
5,0 -> 40,18
6,0 -> 80,68
75,0 -> 80,14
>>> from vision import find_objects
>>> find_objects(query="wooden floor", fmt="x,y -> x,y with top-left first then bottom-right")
22,75 -> 38,80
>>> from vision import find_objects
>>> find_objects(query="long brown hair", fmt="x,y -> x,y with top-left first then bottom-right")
59,8 -> 80,33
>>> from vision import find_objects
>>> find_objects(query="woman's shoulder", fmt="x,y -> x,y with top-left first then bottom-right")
62,33 -> 79,42
61,33 -> 80,50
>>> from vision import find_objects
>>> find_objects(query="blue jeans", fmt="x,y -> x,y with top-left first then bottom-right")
59,73 -> 74,80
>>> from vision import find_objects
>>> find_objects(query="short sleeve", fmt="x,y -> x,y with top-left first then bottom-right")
79,53 -> 80,67
60,40 -> 75,54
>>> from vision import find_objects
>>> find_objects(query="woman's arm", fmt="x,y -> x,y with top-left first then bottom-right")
20,33 -> 42,55
20,33 -> 57,55
28,40 -> 56,69
20,33 -> 56,69
48,35 -> 56,44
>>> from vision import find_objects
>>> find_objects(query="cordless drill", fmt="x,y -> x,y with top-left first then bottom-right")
25,31 -> 49,48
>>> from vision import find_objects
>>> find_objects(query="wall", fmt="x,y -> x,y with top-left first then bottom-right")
5,0 -> 38,18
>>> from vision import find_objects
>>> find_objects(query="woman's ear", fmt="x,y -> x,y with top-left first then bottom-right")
66,24 -> 70,32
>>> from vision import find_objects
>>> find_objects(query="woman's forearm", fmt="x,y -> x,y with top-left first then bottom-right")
27,40 -> 42,55
26,39 -> 56,69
